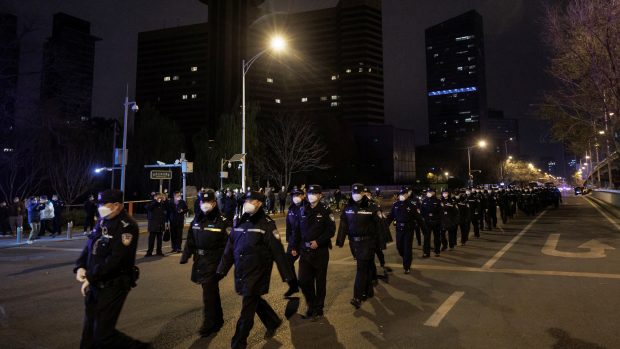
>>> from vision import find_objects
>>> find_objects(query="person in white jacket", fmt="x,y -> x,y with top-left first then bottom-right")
39,195 -> 56,237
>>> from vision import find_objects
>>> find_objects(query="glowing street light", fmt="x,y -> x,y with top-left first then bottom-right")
478,140 -> 487,148
467,139 -> 488,186
444,172 -> 449,177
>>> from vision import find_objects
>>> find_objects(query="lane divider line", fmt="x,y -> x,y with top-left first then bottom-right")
481,210 -> 547,270
424,291 -> 465,327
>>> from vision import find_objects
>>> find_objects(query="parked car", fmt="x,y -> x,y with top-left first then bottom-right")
574,187 -> 583,195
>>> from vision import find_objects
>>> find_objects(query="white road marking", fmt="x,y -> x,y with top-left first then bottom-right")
481,210 -> 547,270
424,291 -> 465,327
542,233 -> 615,259
11,246 -> 83,252
584,196 -> 620,232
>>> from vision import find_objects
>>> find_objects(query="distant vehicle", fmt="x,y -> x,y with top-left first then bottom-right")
574,187 -> 583,195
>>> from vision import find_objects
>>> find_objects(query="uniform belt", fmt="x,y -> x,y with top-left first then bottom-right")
352,236 -> 369,242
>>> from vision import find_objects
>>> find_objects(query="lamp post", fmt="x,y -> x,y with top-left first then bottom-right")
504,137 -> 513,158
467,140 -> 487,186
241,35 -> 286,192
120,85 -> 138,202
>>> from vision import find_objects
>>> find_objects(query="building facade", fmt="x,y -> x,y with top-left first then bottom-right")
0,13 -> 19,152
425,10 -> 487,144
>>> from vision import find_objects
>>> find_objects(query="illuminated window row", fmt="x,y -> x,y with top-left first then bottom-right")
182,94 -> 198,100
428,86 -> 477,96
455,35 -> 475,41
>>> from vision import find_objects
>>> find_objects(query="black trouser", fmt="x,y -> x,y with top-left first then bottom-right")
423,222 -> 441,255
170,221 -> 183,251
478,213 -> 485,231
471,215 -> 480,237
490,207 -> 498,227
414,224 -> 422,245
440,228 -> 448,249
231,295 -> 280,349
81,276 -> 143,349
286,243 -> 299,281
40,219 -> 54,236
446,226 -> 458,248
500,207 -> 508,224
354,257 -> 374,300
201,277 -> 223,331
375,248 -> 386,267
395,227 -> 413,270
147,231 -> 163,254
298,247 -> 329,315
84,215 -> 96,232
52,215 -> 62,235
459,222 -> 470,244
279,200 -> 286,213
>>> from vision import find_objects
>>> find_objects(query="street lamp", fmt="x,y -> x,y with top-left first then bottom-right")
241,35 -> 287,191
504,137 -> 514,157
467,140 -> 487,186
120,85 -> 138,202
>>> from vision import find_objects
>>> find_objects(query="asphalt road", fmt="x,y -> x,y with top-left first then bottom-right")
1,194 -> 619,349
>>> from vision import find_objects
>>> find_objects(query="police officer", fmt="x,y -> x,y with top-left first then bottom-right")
364,188 -> 392,279
74,189 -> 147,349
216,191 -> 294,349
457,192 -> 471,245
221,189 -> 237,222
420,188 -> 442,257
386,187 -> 428,273
51,194 -> 65,237
466,189 -> 481,238
169,191 -> 188,253
284,188 -> 305,297
290,185 -> 335,320
441,189 -> 459,250
180,190 -> 231,337
145,193 -> 167,257
336,183 -> 383,309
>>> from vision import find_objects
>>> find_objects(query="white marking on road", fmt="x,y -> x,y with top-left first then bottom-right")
424,291 -> 465,327
542,233 -> 615,259
584,196 -> 620,232
481,210 -> 547,270
11,246 -> 83,252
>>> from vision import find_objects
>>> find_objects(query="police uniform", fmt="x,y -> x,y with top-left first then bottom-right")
457,194 -> 471,245
466,191 -> 481,238
420,190 -> 442,257
289,185 -> 336,318
74,190 -> 146,349
284,188 -> 304,290
180,190 -> 231,337
217,191 -> 293,349
386,187 -> 428,273
336,183 -> 382,309
440,192 -> 460,249
169,195 -> 188,253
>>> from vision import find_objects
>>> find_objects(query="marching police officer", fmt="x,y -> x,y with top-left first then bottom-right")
457,192 -> 471,245
289,185 -> 335,320
284,188 -> 305,297
386,187 -> 428,273
420,188 -> 442,257
336,183 -> 383,309
467,189 -> 482,238
74,189 -> 147,349
440,189 -> 459,250
216,191 -> 294,349
221,189 -> 237,222
180,190 -> 231,337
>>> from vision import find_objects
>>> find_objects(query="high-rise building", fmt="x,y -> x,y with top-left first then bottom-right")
136,23 -> 208,137
484,109 -> 519,155
0,13 -> 19,151
40,13 -> 100,121
425,10 -> 487,144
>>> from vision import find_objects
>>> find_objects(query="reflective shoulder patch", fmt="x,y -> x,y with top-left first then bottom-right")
205,228 -> 222,232
226,227 -> 232,234
121,233 -> 133,246
345,210 -> 355,215
329,214 -> 335,221
234,228 -> 245,232
357,211 -> 372,215
247,228 -> 266,234
272,229 -> 280,240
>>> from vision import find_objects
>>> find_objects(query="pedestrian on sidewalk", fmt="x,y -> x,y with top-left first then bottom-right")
145,193 -> 167,257
8,196 -> 25,236
169,191 -> 188,253
0,200 -> 10,236
26,197 -> 44,243
83,194 -> 98,235
39,196 -> 56,237
51,194 -> 65,236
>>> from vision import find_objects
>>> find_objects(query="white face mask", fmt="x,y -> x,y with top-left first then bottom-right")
442,193 -> 449,198
98,206 -> 112,219
292,196 -> 302,205
307,194 -> 319,204
243,202 -> 258,215
426,192 -> 434,198
465,191 -> 471,195
352,193 -> 363,202
200,202 -> 213,213
398,195 -> 407,202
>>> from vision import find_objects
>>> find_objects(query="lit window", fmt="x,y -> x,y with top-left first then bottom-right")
358,68 -> 363,72
457,66 -> 463,71
368,68 -> 372,72
191,66 -> 198,72
275,99 -> 281,104
182,94 -> 188,100
467,44 -> 475,48
164,76 -> 171,81
331,75 -> 338,80
330,102 -> 339,107
191,93 -> 197,99
469,65 -> 476,69
173,75 -> 180,81
320,96 -> 328,101
427,46 -> 433,50
456,50 -> 468,55
455,35 -> 475,41
301,97 -> 308,102
468,57 -> 475,61
266,77 -> 274,83
331,95 -> 339,100
433,53 -> 439,58
346,69 -> 352,73
440,77 -> 446,82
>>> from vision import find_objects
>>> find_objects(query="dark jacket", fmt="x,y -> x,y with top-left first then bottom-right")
27,201 -> 44,223
217,209 -> 292,296
180,207 -> 231,284
84,199 -> 98,218
168,199 -> 188,225
386,199 -> 428,233
74,210 -> 139,285
9,201 -> 25,217
285,202 -> 303,243
420,196 -> 442,225
221,195 -> 237,218
52,199 -> 65,217
146,200 -> 167,232
440,196 -> 460,229
336,197 -> 382,260
290,202 -> 336,252
457,197 -> 471,224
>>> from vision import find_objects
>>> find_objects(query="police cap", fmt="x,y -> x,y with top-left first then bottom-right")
307,184 -> 322,194
98,189 -> 123,204
199,189 -> 216,202
245,191 -> 266,203
351,183 -> 365,194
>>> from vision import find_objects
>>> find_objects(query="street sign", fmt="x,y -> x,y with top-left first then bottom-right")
150,170 -> 172,180
182,161 -> 194,173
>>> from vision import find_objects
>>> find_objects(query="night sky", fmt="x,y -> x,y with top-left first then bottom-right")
1,0 -> 563,170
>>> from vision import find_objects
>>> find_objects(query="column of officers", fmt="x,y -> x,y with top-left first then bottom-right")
74,184 -> 561,349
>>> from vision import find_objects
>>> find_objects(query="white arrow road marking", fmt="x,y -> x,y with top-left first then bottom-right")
542,233 -> 615,258
424,291 -> 465,327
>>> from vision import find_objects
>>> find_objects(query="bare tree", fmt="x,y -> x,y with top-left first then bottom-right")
47,142 -> 99,204
260,115 -> 329,188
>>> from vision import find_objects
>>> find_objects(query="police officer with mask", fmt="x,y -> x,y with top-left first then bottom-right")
216,191 -> 293,349
386,187 -> 428,274
284,188 -> 305,297
180,189 -> 231,337
440,189 -> 459,250
457,192 -> 471,245
336,183 -> 383,309
74,189 -> 147,349
420,188 -> 442,257
289,185 -> 335,320
169,191 -> 188,253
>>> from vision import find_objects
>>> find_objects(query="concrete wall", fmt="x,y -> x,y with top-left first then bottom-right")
592,189 -> 620,207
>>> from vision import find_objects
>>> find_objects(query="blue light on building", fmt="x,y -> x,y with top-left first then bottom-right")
428,86 -> 477,97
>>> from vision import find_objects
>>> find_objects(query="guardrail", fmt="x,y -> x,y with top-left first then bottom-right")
591,189 -> 620,207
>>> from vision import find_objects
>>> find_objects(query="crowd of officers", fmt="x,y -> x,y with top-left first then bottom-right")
72,184 -> 561,349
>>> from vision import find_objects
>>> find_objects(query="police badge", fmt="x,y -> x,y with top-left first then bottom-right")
121,233 -> 133,246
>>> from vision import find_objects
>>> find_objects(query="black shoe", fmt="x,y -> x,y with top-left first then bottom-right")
383,266 -> 393,273
435,253 -> 440,257
441,246 -> 447,251
404,269 -> 410,274
284,284 -> 299,298
350,298 -> 362,309
264,319 -> 282,338
300,309 -> 314,319
144,253 -> 153,257
199,326 -> 219,338
422,254 -> 430,258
